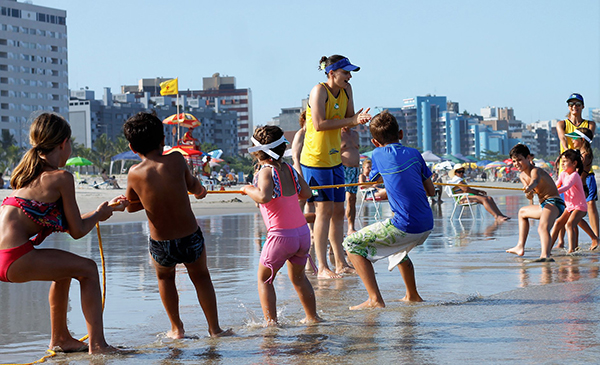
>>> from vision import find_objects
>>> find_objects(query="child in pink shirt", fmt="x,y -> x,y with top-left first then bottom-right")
242,125 -> 322,326
551,149 -> 596,253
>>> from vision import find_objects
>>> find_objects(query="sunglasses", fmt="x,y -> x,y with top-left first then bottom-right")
568,101 -> 583,107
455,170 -> 465,174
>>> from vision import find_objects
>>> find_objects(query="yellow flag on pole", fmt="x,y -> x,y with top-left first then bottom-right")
160,78 -> 178,95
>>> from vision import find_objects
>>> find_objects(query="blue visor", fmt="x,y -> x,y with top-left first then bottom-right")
325,58 -> 360,73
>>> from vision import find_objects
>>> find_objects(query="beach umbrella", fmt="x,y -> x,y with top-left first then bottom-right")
362,150 -> 374,158
208,149 -> 223,159
434,160 -> 454,170
66,156 -> 93,166
485,161 -> 506,169
164,145 -> 204,156
477,159 -> 492,167
441,155 -> 462,163
162,113 -> 201,128
209,158 -> 224,167
421,150 -> 442,162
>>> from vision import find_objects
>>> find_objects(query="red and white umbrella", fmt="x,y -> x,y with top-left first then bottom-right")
162,113 -> 201,129
163,145 -> 204,156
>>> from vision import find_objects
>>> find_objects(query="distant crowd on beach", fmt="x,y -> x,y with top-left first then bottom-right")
0,51 -> 597,360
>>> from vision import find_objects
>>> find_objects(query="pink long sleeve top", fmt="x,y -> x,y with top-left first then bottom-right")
556,170 -> 587,212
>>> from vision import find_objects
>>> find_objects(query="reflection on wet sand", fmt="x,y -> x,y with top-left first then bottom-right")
3,195 -> 600,363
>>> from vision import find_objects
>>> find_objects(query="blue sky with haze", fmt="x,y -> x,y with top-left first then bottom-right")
38,0 -> 599,125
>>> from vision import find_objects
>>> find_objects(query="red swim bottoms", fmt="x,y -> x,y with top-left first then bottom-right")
0,242 -> 34,282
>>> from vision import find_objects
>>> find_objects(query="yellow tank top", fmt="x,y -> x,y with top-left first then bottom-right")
300,83 -> 348,167
561,119 -> 593,174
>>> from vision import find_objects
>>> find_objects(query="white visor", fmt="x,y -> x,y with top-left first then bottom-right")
248,135 -> 288,159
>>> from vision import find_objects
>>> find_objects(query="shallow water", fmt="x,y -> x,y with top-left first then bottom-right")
2,195 -> 600,364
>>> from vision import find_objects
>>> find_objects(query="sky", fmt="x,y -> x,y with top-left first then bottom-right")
36,0 -> 600,126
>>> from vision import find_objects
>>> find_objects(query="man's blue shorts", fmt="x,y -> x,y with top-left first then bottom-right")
301,164 -> 345,203
586,174 -> 598,202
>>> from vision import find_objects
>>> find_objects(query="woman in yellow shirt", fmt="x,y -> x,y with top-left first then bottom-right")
300,55 -> 371,278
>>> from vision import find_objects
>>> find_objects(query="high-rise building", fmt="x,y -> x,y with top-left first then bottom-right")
403,95 -> 447,154
0,0 -> 68,146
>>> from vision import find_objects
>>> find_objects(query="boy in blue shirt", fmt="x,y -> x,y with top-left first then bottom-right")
343,111 -> 435,310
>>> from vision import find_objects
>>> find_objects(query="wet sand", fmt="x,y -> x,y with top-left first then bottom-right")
6,178 -> 600,364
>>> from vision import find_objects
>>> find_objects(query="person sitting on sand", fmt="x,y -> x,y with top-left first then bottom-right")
342,111 -> 435,309
506,144 -> 565,262
101,169 -> 120,189
447,163 -> 510,222
124,112 -> 232,338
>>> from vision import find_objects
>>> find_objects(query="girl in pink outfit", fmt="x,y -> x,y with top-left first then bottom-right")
242,126 -> 322,326
551,149 -> 596,253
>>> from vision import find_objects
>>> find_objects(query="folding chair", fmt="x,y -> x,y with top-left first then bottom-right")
358,187 -> 384,223
444,185 -> 484,220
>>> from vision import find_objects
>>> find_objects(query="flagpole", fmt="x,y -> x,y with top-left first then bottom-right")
176,90 -> 180,145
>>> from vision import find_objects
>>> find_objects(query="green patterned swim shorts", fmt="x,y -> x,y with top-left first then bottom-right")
343,219 -> 431,271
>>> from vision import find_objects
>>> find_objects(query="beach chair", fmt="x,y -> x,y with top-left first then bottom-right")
358,187 -> 384,225
444,185 -> 483,220
74,172 -> 87,187
92,180 -> 110,189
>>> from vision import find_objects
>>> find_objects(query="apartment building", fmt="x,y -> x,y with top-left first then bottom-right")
0,0 -> 68,146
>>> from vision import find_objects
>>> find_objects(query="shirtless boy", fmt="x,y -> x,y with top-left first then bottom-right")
341,126 -> 360,235
506,144 -> 565,262
124,112 -> 231,338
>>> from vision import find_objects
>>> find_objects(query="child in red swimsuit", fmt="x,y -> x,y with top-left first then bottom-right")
0,113 -> 128,354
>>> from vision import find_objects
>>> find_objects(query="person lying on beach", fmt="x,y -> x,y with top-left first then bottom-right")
0,112 -> 128,354
124,111 -> 232,338
242,125 -> 322,326
506,144 -> 565,262
447,163 -> 510,222
343,111 -> 435,309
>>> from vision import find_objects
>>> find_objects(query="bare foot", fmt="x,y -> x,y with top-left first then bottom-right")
210,328 -> 235,337
300,315 -> 324,324
401,294 -> 424,302
506,245 -> 524,256
556,243 -> 565,249
349,299 -> 385,310
49,338 -> 88,353
336,266 -> 356,275
590,243 -> 599,251
346,229 -> 357,236
317,268 -> 342,279
166,328 -> 185,339
496,215 -> 510,222
262,320 -> 278,328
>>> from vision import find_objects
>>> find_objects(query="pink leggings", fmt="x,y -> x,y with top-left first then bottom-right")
260,225 -> 314,284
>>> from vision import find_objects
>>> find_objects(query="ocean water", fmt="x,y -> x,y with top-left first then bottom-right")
2,195 -> 600,364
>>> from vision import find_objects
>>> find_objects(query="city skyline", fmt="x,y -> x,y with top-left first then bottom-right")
36,0 -> 599,127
